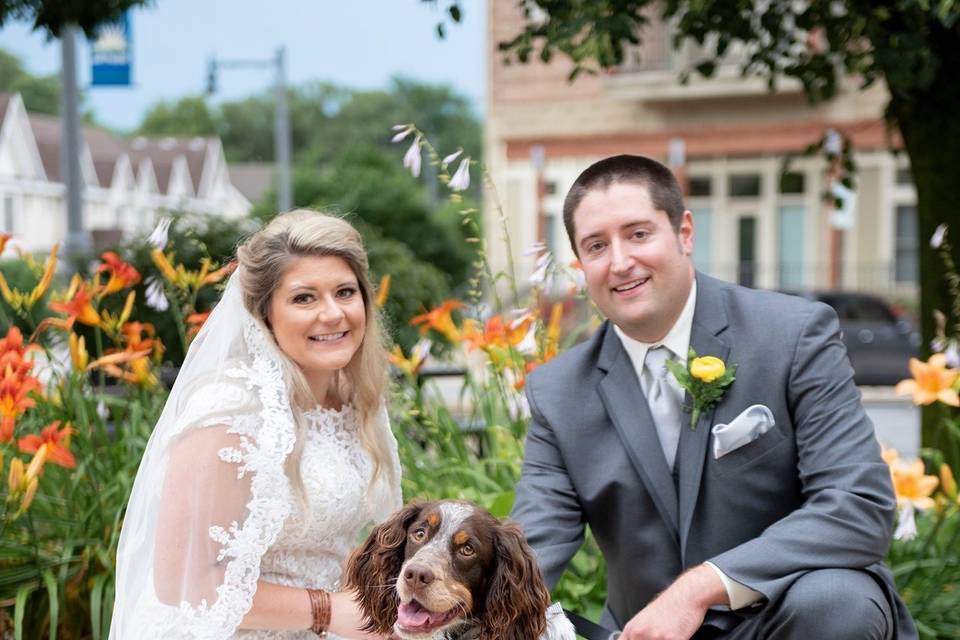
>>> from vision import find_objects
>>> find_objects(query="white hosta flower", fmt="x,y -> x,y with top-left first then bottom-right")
528,251 -> 553,287
515,321 -> 539,356
392,124 -> 415,143
931,223 -> 948,249
96,400 -> 110,421
441,149 -> 463,166
893,504 -> 918,541
946,342 -> 960,369
148,217 -> 172,250
523,242 -> 547,257
403,135 -> 423,178
448,157 -> 471,191
145,276 -> 169,312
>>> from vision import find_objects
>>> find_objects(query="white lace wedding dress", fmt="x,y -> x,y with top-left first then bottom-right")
132,403 -> 386,640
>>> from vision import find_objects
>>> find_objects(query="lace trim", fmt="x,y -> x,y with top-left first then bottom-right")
166,317 -> 297,638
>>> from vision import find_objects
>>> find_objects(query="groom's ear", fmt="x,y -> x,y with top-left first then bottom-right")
344,501 -> 425,633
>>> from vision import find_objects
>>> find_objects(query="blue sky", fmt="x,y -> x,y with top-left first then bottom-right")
0,0 -> 486,131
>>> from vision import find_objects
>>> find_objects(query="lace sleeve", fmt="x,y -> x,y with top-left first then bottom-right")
111,315 -> 300,639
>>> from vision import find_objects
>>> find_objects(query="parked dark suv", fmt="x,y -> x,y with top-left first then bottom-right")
782,291 -> 920,386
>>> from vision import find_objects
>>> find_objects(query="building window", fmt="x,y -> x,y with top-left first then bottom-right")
896,167 -> 913,186
778,205 -> 805,290
544,212 -> 559,255
738,216 -> 757,288
544,181 -> 558,196
895,205 -> 917,284
689,176 -> 711,197
779,172 -> 805,194
729,174 -> 761,197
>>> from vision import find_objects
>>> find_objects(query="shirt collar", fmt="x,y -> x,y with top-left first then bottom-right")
613,280 -> 697,370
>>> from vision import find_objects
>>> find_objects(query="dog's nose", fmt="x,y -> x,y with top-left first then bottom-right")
403,564 -> 435,588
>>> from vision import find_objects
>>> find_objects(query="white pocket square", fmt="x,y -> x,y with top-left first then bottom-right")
712,404 -> 775,459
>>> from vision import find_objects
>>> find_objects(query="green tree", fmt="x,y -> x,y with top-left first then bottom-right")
0,48 -> 59,114
0,0 -> 150,37
437,0 -> 960,465
136,96 -> 218,137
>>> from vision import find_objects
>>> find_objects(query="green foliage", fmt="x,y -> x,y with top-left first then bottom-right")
0,0 -> 150,38
136,96 -> 218,137
0,49 -> 59,115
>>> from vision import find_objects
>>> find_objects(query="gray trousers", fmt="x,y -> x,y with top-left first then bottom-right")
699,569 -> 894,640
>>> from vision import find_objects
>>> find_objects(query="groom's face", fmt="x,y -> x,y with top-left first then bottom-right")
573,181 -> 694,343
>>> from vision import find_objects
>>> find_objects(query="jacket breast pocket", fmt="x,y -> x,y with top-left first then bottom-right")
711,425 -> 788,477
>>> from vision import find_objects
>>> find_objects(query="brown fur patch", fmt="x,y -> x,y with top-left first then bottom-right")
453,530 -> 470,545
426,511 -> 441,527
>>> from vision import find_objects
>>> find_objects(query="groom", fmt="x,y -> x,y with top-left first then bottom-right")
511,155 -> 917,639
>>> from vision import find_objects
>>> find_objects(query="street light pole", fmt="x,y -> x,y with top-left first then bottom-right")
61,25 -> 89,258
207,48 -> 293,214
274,47 -> 292,212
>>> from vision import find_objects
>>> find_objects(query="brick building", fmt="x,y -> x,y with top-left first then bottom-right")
484,0 -> 918,299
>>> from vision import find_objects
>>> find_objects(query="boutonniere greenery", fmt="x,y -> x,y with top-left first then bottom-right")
665,349 -> 737,430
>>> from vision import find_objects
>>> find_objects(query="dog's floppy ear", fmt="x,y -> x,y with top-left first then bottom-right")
479,520 -> 551,640
345,501 -> 426,633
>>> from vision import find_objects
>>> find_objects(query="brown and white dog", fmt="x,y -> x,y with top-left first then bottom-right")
345,500 -> 575,640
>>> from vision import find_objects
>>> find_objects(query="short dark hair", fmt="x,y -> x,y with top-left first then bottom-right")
562,154 -> 686,255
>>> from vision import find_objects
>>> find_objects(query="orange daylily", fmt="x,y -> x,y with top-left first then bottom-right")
68,332 -> 89,370
478,313 -> 534,351
48,275 -> 101,328
388,338 -> 432,377
95,251 -> 141,296
0,327 -> 42,442
941,464 -> 957,501
376,274 -> 391,308
151,249 -> 235,292
0,233 -> 11,255
895,354 -> 960,406
0,243 -> 59,313
18,421 -> 76,469
186,311 -> 211,340
543,303 -> 564,362
411,300 -> 465,342
890,458 -> 939,511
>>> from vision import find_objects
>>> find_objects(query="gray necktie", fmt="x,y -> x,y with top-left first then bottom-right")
642,346 -> 682,469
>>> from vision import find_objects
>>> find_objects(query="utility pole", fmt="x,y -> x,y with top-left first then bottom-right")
208,46 -> 293,213
61,26 -> 89,258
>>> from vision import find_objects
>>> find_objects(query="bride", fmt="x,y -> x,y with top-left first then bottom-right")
110,210 -> 402,639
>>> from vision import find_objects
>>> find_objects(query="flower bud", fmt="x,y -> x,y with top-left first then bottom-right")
691,356 -> 726,383
8,457 -> 24,495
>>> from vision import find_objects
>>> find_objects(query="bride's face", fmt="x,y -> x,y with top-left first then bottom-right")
268,255 -> 366,388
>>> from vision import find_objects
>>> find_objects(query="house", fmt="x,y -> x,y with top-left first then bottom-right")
0,91 -> 252,253
484,1 -> 918,299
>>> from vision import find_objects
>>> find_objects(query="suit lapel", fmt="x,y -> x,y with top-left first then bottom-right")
677,273 -> 730,554
596,324 -> 679,538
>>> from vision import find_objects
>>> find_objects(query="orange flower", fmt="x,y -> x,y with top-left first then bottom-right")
152,249 -> 235,292
543,303 -> 564,362
121,321 -> 158,353
376,274 -> 391,308
68,332 -> 89,370
388,338 -> 432,377
186,311 -> 211,340
410,300 -> 465,342
49,275 -> 101,328
18,420 -> 75,469
895,354 -> 960,406
0,243 -> 59,313
0,233 -> 11,254
0,327 -> 42,442
890,458 -> 939,510
941,464 -> 957,501
95,251 -> 141,296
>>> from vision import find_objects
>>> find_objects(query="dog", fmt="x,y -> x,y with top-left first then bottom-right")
345,500 -> 576,640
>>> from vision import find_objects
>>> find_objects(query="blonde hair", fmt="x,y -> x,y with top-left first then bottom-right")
235,209 -> 391,504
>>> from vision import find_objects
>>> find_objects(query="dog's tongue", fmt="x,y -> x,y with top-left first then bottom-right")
397,601 -> 433,628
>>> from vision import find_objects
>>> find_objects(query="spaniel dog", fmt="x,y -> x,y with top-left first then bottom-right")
345,500 -> 575,640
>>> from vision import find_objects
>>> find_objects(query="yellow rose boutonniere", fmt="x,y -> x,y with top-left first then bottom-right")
665,348 -> 737,429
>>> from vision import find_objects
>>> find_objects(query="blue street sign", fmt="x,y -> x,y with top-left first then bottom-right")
91,12 -> 132,86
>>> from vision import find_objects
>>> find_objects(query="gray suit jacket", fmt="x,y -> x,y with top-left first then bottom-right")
511,272 -> 916,638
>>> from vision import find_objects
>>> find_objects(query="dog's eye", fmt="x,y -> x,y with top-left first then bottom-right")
411,528 -> 427,542
459,543 -> 475,557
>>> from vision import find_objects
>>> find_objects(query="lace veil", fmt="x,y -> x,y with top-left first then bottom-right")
110,273 -> 401,639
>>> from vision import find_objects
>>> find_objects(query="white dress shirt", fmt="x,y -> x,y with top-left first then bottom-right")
612,281 -> 763,610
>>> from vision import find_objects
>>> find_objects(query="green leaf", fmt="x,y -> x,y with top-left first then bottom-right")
90,573 -> 108,640
42,569 -> 58,640
14,583 -> 35,640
